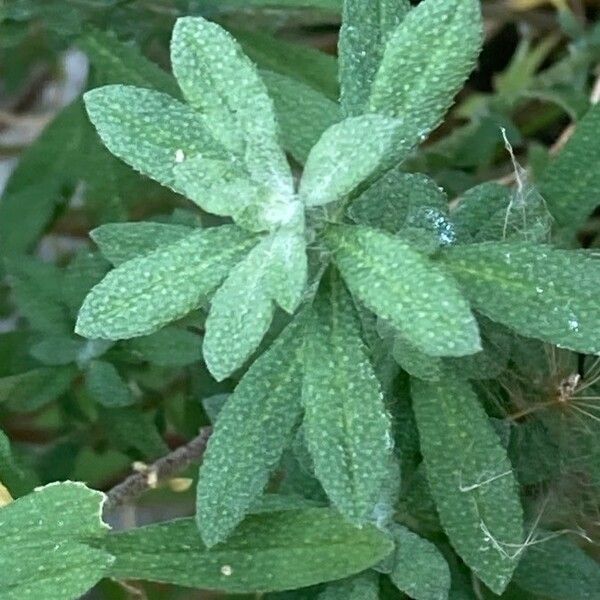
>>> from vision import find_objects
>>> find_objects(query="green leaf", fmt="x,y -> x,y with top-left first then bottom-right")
326,225 -> 480,357
411,376 -> 523,594
126,327 -> 202,367
100,509 -> 393,593
203,230 -> 307,381
0,367 -> 76,411
538,103 -> 600,235
79,27 -> 179,96
0,101 -> 89,257
171,17 -> 293,197
300,115 -> 411,207
443,242 -> 600,354
85,360 -> 133,408
388,524 -> 451,600
175,155 -> 301,232
262,70 -> 342,165
236,29 -> 339,100
0,482 -> 113,600
62,251 -> 110,315
349,170 -> 454,249
197,317 -> 305,546
76,226 -> 255,340
0,428 -> 37,498
203,0 -> 341,10
318,572 -> 379,599
84,85 -> 227,192
339,0 -> 411,116
30,336 -> 83,366
513,536 -> 600,600
91,222 -> 193,266
369,0 -> 483,139
302,271 -> 392,523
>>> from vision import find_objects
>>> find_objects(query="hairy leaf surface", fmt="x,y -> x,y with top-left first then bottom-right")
444,242 -> 600,354
326,225 -> 480,356
411,376 -> 523,593
197,317 -> 305,546
76,226 -> 255,340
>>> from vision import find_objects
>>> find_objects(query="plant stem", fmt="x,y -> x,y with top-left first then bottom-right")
104,426 -> 213,510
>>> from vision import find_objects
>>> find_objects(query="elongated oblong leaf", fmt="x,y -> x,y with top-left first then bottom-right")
171,17 -> 293,197
0,482 -> 112,600
339,0 -> 411,116
443,242 -> 600,354
76,226 -> 256,340
369,0 -> 482,139
90,222 -> 193,266
197,317 -> 305,547
411,376 -> 523,594
84,85 -> 227,192
300,115 -> 410,207
302,272 -> 392,523
100,509 -> 393,593
326,225 -> 480,357
203,230 -> 307,381
318,572 -> 379,599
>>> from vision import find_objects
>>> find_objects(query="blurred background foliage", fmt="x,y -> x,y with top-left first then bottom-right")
2,1 -> 600,598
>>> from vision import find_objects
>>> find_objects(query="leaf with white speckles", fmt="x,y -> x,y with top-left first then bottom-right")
171,17 -> 293,197
443,242 -> 600,354
411,376 -> 523,594
388,524 -> 451,600
0,482 -> 113,600
262,70 -> 342,164
90,222 -> 193,266
197,316 -> 305,546
318,571 -> 380,599
299,115 -> 413,207
339,0 -> 411,116
369,0 -> 482,140
302,270 -> 392,523
84,85 -> 227,192
203,230 -> 307,381
175,155 -> 302,232
325,225 -> 480,357
100,509 -> 393,593
76,226 -> 256,340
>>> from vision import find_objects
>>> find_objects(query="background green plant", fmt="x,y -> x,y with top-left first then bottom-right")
2,0 -> 600,599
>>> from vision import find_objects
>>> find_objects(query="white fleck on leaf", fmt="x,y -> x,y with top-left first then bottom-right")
171,17 -> 293,198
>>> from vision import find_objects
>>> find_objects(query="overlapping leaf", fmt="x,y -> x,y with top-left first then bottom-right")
300,115 -> 410,207
338,0 -> 411,116
411,376 -> 523,594
197,317 -> 305,547
325,225 -> 480,356
444,242 -> 600,354
302,272 -> 392,523
369,0 -> 483,140
84,85 -> 227,192
100,509 -> 393,593
76,226 -> 256,340
318,572 -> 380,599
90,222 -> 193,266
171,17 -> 293,197
203,230 -> 307,381
0,482 -> 112,600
